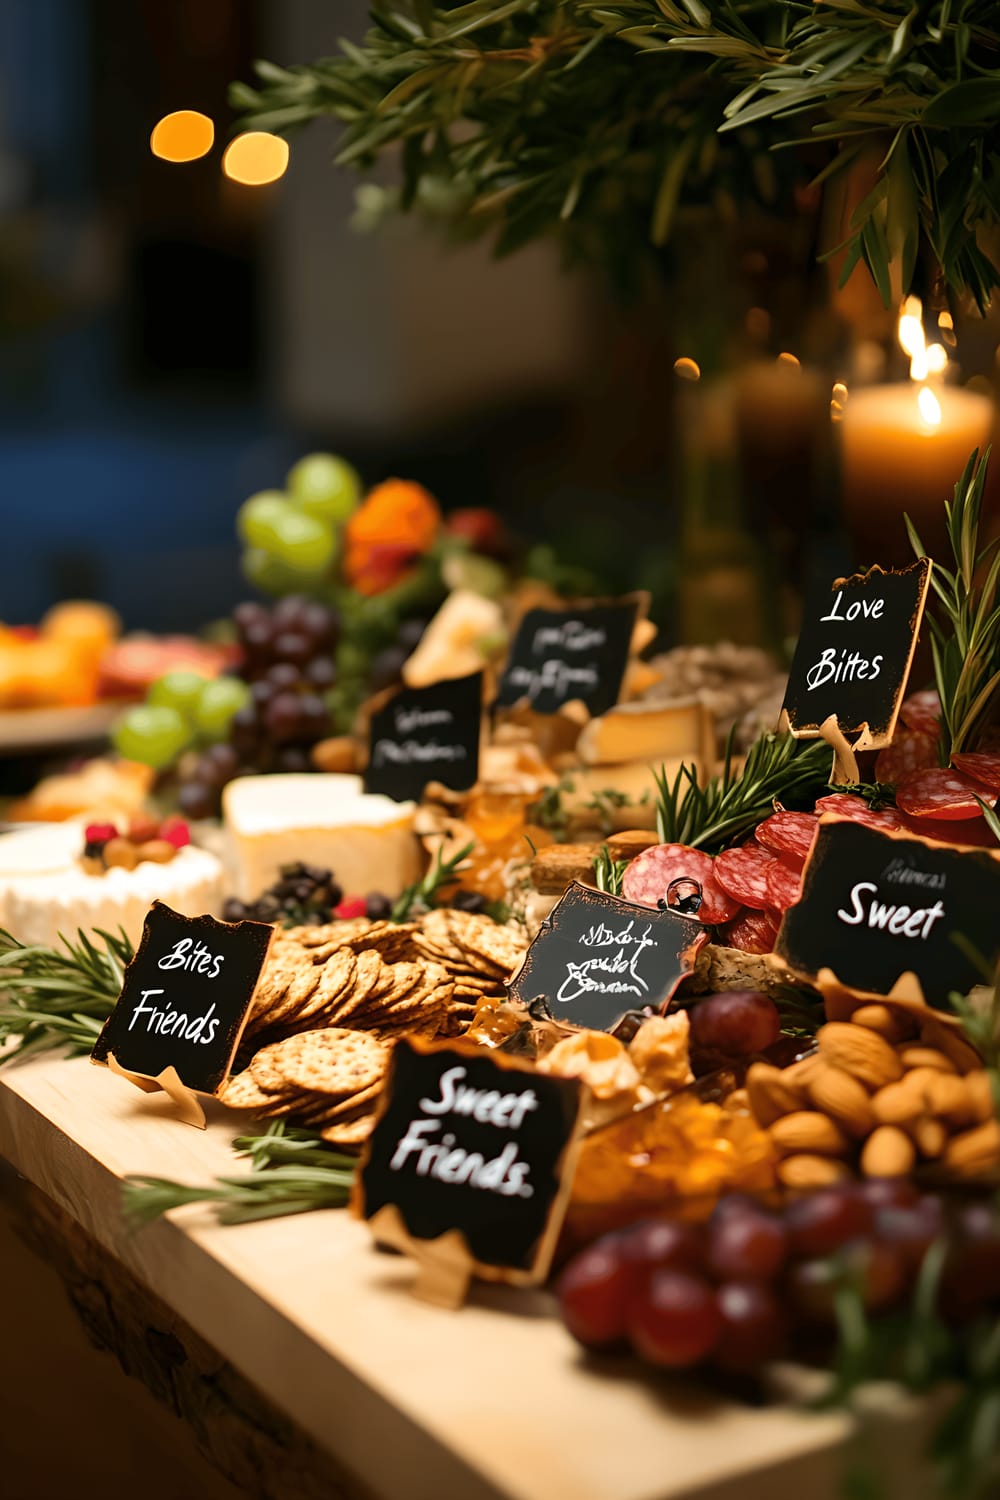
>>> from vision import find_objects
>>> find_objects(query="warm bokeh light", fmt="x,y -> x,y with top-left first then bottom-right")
918,386 -> 942,428
150,110 -> 214,163
222,131 -> 290,186
830,380 -> 849,422
673,356 -> 701,382
777,351 -> 800,368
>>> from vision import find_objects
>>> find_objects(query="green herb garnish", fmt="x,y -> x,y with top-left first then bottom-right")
0,925 -> 133,1062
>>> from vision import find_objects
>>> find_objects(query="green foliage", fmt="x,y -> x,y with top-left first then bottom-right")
907,448 -> 1000,760
653,728 -> 833,851
0,926 -> 132,1061
232,1 -> 1000,304
592,843 -> 628,895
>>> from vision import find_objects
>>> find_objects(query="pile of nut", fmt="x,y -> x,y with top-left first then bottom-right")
746,1004 -> 998,1189
80,816 -> 191,873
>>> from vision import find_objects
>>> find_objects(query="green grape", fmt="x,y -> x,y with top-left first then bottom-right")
112,705 -> 191,770
237,490 -> 289,548
270,509 -> 337,575
148,670 -> 209,720
242,547 -> 294,596
193,677 -> 252,739
286,453 -> 361,524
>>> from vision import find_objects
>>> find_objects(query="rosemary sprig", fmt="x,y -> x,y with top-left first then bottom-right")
0,925 -> 132,1061
122,1120 -> 357,1226
592,844 -> 628,897
907,448 -> 1000,762
654,730 -> 833,853
391,839 -> 475,920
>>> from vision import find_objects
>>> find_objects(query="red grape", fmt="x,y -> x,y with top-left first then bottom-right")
873,1197 -> 944,1270
266,692 -> 307,743
785,1185 -> 873,1258
556,1239 -> 636,1349
273,630 -> 314,667
941,1203 -> 1000,1316
305,656 -> 337,690
618,1218 -> 705,1277
689,992 -> 780,1057
843,1239 -> 909,1313
177,781 -> 216,820
242,620 -> 274,661
229,704 -> 261,754
786,1258 -> 840,1325
233,601 -> 268,638
714,1281 -> 787,1372
627,1269 -> 723,1368
297,694 -> 331,740
857,1178 -> 920,1212
264,662 -> 301,691
708,1204 -> 787,1283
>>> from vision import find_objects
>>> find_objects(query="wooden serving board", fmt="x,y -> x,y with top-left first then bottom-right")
0,1050 -> 934,1500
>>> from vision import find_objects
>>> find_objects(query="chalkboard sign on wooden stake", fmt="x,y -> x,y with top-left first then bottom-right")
92,901 -> 275,1128
354,1037 -> 587,1307
364,671 -> 483,803
496,595 -> 644,718
508,881 -> 708,1032
773,815 -> 1000,1015
778,560 -> 932,775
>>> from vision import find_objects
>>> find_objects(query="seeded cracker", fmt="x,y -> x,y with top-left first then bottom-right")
219,1070 -> 275,1111
275,1028 -> 389,1096
321,1111 -> 377,1146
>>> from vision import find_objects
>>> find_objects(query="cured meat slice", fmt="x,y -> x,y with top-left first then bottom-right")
899,811 -> 1000,848
874,730 -> 939,784
713,844 -> 776,910
764,857 -> 803,912
895,767 -> 996,821
814,794 -> 905,831
950,752 -> 1000,794
718,906 -> 781,956
899,689 -> 941,737
755,811 -> 817,865
621,843 -> 741,924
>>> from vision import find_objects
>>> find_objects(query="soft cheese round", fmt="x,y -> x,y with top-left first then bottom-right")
0,822 -> 224,949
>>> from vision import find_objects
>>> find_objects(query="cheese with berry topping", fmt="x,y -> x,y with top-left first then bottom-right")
222,774 -> 422,902
0,821 -> 224,949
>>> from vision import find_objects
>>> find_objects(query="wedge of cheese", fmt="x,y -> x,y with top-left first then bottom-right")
223,774 -> 422,901
576,698 -> 715,769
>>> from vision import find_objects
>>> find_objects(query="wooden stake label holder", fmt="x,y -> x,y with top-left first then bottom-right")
92,902 -> 275,1127
353,1038 -> 587,1308
772,816 -> 1000,1014
779,559 -> 932,773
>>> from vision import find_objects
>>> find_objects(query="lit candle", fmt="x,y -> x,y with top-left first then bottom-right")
840,382 -> 995,563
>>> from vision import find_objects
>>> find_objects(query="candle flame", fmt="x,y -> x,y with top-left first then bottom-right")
898,296 -> 949,383
673,356 -> 701,382
917,386 -> 942,428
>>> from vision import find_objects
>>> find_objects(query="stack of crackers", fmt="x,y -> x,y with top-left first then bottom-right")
221,1029 -> 389,1147
245,911 -> 529,1047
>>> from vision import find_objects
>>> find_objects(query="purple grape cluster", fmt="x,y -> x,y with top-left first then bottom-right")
178,597 -> 340,819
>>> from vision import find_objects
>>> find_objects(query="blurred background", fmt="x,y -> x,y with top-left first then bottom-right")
0,0 -> 655,632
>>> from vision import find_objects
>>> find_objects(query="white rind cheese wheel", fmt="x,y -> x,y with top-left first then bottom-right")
0,822 -> 224,950
222,774 -> 422,901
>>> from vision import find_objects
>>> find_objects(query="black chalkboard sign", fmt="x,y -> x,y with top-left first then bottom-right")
365,671 -> 482,803
508,881 -> 708,1031
496,599 -> 639,717
775,817 -> 1000,1010
356,1038 -> 584,1284
779,560 -> 931,749
92,901 -> 274,1094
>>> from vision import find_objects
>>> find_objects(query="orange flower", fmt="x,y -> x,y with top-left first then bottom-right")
343,479 -> 441,595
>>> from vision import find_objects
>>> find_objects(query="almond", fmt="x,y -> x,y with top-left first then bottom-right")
871,1077 -> 926,1126
908,1117 -> 947,1159
137,839 -> 177,865
861,1125 -> 916,1178
777,1154 -> 852,1190
852,1003 -> 914,1044
769,1110 -> 851,1158
919,1020 -> 982,1075
924,1072 -> 977,1128
103,836 -> 138,871
783,1053 -> 825,1088
897,1045 -> 956,1074
818,1022 -> 903,1090
806,1065 -> 874,1138
745,1062 -> 804,1127
943,1119 -> 1000,1176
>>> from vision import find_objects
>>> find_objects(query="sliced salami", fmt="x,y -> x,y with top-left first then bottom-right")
899,688 -> 941,737
814,793 -> 905,831
755,810 -> 817,865
895,767 -> 996,821
899,811 -> 1000,848
713,844 -> 776,910
764,857 -> 803,912
874,730 -> 939,785
621,843 -> 741,924
718,906 -> 781,956
950,752 -> 1000,794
